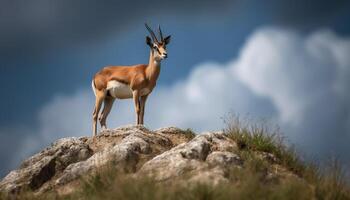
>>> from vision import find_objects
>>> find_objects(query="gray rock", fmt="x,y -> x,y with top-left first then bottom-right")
206,151 -> 243,167
56,133 -> 149,185
138,132 -> 240,184
0,137 -> 92,193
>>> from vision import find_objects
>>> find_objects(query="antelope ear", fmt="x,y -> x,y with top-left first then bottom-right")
164,35 -> 171,45
146,36 -> 152,47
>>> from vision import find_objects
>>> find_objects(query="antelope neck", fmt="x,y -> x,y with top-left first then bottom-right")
146,50 -> 161,83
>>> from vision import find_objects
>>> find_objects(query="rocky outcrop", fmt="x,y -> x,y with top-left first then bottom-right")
0,125 -> 298,196
0,126 -> 190,195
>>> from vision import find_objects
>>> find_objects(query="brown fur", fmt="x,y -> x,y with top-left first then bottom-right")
92,44 -> 167,136
94,64 -> 148,90
91,25 -> 170,136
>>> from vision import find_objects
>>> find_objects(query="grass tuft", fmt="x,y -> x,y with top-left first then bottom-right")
183,128 -> 196,140
224,115 -> 306,175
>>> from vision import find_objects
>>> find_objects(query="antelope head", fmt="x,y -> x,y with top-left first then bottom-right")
145,23 -> 171,61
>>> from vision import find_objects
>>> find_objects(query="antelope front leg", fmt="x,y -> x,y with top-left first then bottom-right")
140,95 -> 149,124
132,90 -> 141,125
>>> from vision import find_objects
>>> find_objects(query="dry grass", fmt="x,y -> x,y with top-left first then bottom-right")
224,115 -> 306,175
224,114 -> 350,200
183,128 -> 196,140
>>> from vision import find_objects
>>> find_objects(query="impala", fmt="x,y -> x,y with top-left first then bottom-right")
91,24 -> 171,136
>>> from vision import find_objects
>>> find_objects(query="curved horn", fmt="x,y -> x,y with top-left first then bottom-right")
145,23 -> 158,43
158,25 -> 164,41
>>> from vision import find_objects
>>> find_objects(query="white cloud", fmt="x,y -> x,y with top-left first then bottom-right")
234,28 -> 350,157
9,27 -> 350,172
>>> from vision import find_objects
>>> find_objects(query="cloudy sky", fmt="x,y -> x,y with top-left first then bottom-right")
1,0 -> 350,177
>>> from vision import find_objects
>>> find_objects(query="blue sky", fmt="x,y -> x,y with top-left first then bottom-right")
1,0 -> 350,177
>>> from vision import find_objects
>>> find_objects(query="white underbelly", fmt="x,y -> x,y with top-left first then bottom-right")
107,80 -> 133,99
106,81 -> 152,99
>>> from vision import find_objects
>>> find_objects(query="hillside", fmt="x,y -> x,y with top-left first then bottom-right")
0,124 -> 349,200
